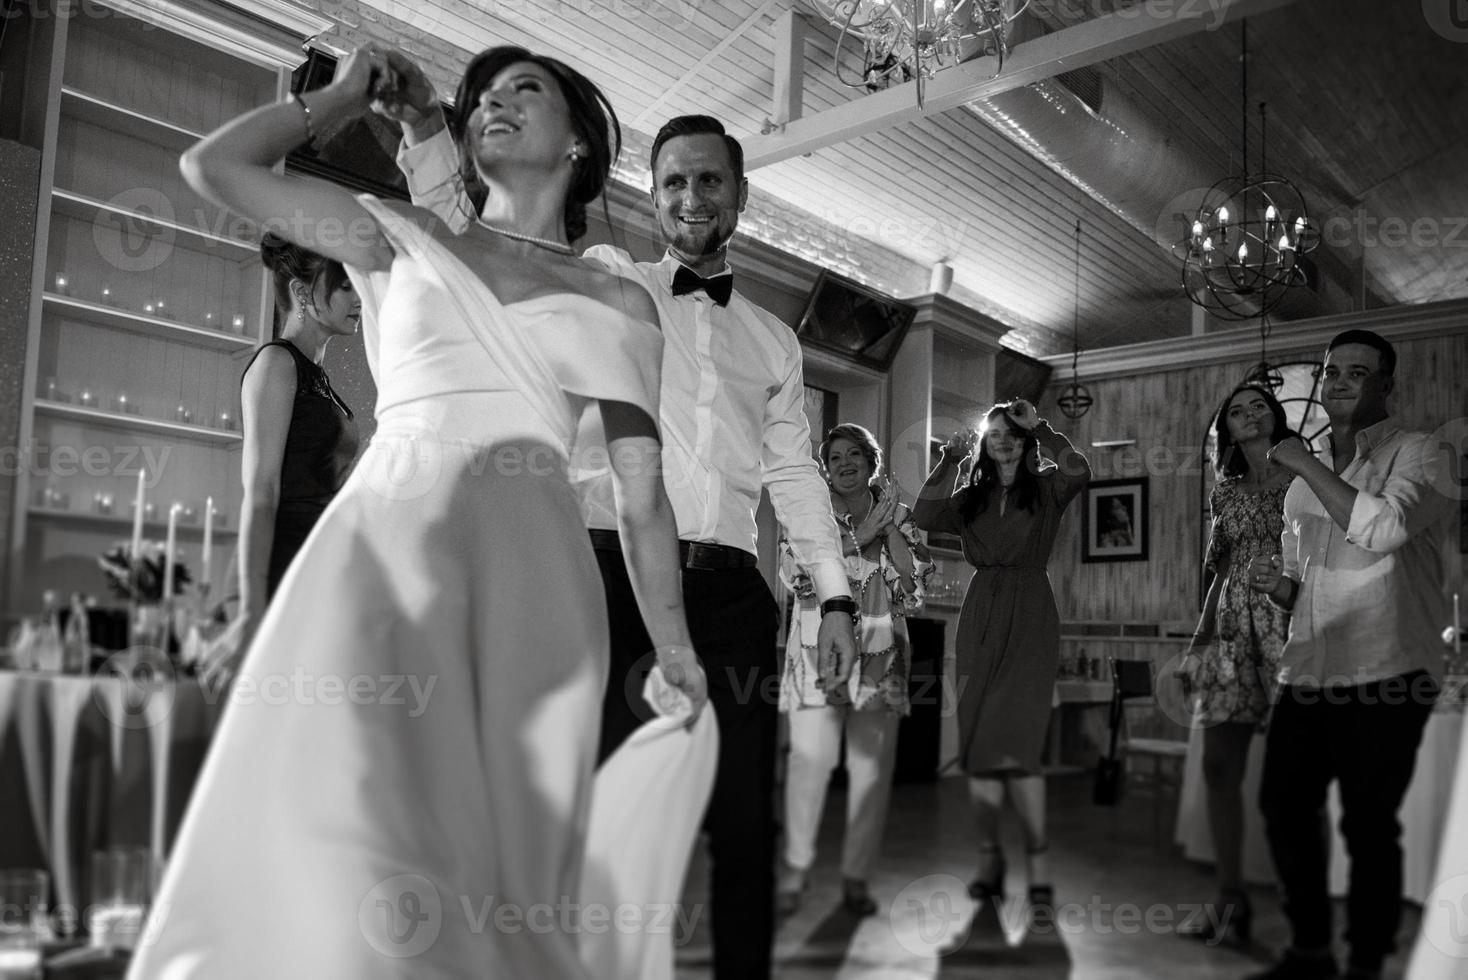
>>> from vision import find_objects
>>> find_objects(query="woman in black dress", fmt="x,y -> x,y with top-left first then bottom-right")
913,398 -> 1089,922
199,235 -> 360,685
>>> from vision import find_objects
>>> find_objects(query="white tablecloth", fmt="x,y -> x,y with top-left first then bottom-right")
1174,708 -> 1464,902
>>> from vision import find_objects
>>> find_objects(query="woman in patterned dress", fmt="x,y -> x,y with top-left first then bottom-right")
777,424 -> 932,917
1175,381 -> 1299,945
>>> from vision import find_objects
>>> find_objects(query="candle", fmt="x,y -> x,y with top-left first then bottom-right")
1455,593 -> 1461,658
130,470 -> 146,590
202,496 -> 214,597
162,503 -> 179,602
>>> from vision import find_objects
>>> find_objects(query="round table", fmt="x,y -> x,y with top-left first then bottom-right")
0,669 -> 226,921
1174,703 -> 1465,902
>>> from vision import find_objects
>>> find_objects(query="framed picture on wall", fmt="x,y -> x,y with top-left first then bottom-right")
1082,477 -> 1150,563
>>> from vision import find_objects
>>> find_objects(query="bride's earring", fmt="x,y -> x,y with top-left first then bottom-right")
567,142 -> 585,164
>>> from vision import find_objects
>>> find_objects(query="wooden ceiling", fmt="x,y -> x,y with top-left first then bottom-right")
341,0 -> 1468,354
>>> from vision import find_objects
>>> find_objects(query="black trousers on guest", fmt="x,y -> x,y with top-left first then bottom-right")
594,545 -> 781,980
1258,670 -> 1438,971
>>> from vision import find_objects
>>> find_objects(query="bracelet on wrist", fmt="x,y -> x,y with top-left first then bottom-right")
288,92 -> 316,146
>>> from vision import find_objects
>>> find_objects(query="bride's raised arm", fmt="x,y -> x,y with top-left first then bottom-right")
179,46 -> 394,274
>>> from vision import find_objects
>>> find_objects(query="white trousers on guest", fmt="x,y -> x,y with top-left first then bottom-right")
782,704 -> 900,880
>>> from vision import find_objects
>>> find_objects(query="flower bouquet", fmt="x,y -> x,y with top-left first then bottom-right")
98,542 -> 191,664
97,541 -> 191,603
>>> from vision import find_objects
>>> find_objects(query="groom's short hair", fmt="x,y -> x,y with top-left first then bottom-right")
650,115 -> 745,182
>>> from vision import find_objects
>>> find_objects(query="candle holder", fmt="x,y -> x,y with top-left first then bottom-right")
93,492 -> 115,516
203,312 -> 218,332
100,285 -> 118,307
143,302 -> 157,317
230,314 -> 246,335
180,504 -> 198,525
173,405 -> 193,425
78,389 -> 97,409
154,299 -> 173,320
43,376 -> 70,404
143,502 -> 157,522
113,391 -> 131,414
217,410 -> 236,431
53,272 -> 70,296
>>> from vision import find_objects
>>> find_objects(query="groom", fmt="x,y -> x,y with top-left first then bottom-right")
383,55 -> 858,980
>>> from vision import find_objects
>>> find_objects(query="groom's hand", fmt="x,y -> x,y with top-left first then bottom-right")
656,645 -> 708,728
370,47 -> 444,143
817,612 -> 858,692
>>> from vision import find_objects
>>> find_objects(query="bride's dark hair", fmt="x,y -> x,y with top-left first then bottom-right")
450,46 -> 620,244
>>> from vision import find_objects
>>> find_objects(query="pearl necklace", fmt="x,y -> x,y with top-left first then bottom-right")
475,218 -> 575,256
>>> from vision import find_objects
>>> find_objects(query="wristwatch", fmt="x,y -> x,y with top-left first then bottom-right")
820,596 -> 858,620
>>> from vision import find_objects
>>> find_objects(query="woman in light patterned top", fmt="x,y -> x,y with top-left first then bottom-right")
1175,380 -> 1300,946
777,423 -> 932,917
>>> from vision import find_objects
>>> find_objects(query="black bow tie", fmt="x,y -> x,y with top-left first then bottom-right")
671,265 -> 734,306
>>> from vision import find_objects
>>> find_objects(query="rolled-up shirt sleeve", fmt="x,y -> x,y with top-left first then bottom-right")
1345,432 -> 1456,552
396,128 -> 472,233
761,352 -> 847,602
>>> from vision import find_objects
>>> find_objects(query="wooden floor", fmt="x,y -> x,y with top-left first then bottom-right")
674,773 -> 1419,979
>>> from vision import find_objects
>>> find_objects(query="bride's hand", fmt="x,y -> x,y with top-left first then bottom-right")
656,645 -> 708,729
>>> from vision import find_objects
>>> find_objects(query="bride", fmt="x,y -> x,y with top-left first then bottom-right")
129,44 -> 712,979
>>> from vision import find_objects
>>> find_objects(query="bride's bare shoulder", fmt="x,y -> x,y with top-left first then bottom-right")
579,263 -> 660,330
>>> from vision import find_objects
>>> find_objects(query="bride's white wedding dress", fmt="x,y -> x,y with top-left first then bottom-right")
127,196 -> 716,979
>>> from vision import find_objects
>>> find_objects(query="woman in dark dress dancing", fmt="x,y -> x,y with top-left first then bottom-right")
914,398 -> 1089,922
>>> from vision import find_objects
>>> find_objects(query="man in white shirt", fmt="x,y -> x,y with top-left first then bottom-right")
1245,330 -> 1453,980
386,55 -> 857,980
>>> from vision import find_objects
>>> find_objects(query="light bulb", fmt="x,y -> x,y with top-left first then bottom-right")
1191,220 -> 1204,238
1218,206 -> 1230,224
1202,237 -> 1214,252
1265,204 -> 1278,222
1237,242 -> 1249,261
1278,234 -> 1291,251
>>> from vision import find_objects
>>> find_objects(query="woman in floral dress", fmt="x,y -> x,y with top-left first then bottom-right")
1176,381 -> 1299,945
777,424 -> 932,917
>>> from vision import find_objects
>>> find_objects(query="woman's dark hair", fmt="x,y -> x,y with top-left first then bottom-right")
450,46 -> 620,244
1209,381 -> 1298,478
259,233 -> 348,339
960,402 -> 1042,522
819,423 -> 883,483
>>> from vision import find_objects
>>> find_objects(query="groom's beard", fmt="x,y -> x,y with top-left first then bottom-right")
660,212 -> 738,264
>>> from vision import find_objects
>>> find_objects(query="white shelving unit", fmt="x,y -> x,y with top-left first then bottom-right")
10,0 -> 329,609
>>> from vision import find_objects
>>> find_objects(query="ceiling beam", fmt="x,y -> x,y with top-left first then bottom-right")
631,0 -> 783,129
770,9 -> 809,126
744,0 -> 1300,170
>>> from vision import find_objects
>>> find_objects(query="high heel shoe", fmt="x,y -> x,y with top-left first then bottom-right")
776,861 -> 806,918
841,878 -> 878,917
1178,888 -> 1252,946
967,846 -> 1006,901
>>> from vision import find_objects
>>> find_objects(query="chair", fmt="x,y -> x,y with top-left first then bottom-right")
1109,657 -> 1190,845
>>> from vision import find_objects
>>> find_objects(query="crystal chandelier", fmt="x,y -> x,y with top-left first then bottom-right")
808,1 -> 1031,104
1174,22 -> 1319,320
